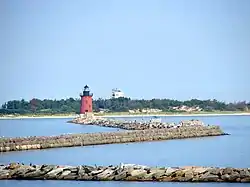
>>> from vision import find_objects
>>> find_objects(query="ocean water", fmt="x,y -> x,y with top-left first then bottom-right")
0,118 -> 122,138
0,115 -> 250,187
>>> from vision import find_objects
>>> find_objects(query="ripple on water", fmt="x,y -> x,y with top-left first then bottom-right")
0,115 -> 250,187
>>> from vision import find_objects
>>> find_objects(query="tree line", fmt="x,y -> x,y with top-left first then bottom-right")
0,97 -> 249,115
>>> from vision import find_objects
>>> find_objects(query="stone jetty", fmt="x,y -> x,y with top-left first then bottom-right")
69,115 -> 207,130
0,125 -> 227,152
0,163 -> 249,182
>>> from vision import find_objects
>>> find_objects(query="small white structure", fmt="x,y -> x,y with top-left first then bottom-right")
112,88 -> 125,98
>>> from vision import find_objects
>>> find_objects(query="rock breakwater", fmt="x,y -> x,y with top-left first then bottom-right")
0,163 -> 249,182
69,116 -> 207,130
0,126 -> 227,152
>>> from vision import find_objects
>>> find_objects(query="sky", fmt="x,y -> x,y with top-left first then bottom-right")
1,0 -> 250,104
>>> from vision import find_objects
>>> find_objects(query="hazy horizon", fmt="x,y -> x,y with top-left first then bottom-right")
1,0 -> 250,104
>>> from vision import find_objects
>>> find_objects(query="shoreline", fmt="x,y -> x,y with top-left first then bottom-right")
0,115 -> 77,120
0,112 -> 250,120
1,163 -> 249,182
0,126 -> 226,152
104,112 -> 250,118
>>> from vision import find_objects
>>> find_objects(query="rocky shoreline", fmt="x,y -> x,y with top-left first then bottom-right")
0,163 -> 249,182
0,125 -> 227,152
69,116 -> 208,130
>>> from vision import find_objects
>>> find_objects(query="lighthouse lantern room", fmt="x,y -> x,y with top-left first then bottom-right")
80,85 -> 93,115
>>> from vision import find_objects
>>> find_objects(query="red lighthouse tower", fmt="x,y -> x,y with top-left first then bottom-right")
80,85 -> 93,114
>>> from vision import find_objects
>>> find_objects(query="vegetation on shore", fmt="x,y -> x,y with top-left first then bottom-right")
0,97 -> 249,116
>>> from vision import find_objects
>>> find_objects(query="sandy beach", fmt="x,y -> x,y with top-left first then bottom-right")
0,112 -> 250,120
103,112 -> 250,118
0,115 -> 77,120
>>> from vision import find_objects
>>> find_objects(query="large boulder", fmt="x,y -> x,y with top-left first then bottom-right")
240,169 -> 250,178
96,168 -> 115,180
165,167 -> 178,176
0,166 -> 9,179
200,172 -> 219,182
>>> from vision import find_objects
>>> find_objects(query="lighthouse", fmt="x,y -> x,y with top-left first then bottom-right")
80,85 -> 93,116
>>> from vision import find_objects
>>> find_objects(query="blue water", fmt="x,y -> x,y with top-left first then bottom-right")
0,118 -> 121,137
0,115 -> 250,187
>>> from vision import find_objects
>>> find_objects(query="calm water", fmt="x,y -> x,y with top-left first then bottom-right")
0,115 -> 250,187
0,118 -> 122,137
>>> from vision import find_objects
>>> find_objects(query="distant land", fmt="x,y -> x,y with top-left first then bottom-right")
1,111 -> 250,120
0,97 -> 249,117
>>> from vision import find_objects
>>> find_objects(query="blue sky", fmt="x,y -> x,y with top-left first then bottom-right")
1,0 -> 250,104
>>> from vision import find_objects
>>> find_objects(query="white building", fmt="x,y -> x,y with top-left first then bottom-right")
112,88 -> 125,98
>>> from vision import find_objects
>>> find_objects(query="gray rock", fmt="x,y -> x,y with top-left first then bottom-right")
46,168 -> 64,176
240,169 -> 250,178
0,122 -> 226,153
236,177 -> 241,182
151,169 -> 166,179
192,176 -> 203,182
61,174 -> 77,180
22,169 -> 47,179
228,172 -> 240,181
77,174 -> 94,180
44,168 -> 64,179
60,170 -> 71,177
206,168 -> 221,175
222,167 -> 234,175
0,169 -> 9,179
40,165 -> 57,173
1,163 -> 250,183
64,167 -> 78,173
165,167 -> 178,176
6,163 -> 20,170
241,177 -> 250,183
200,172 -> 219,181
129,169 -> 147,177
11,166 -> 36,178
96,169 -> 115,180
183,171 -> 194,181
82,166 -> 95,174
193,167 -> 208,174
113,171 -> 128,180
221,174 -> 230,181
91,169 -> 105,176
78,167 -> 86,176
175,170 -> 185,177
178,176 -> 193,182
